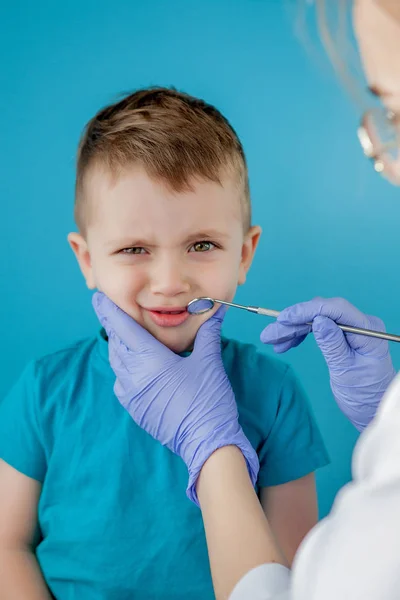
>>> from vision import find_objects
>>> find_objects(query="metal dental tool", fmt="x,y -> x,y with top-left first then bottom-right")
187,297 -> 400,343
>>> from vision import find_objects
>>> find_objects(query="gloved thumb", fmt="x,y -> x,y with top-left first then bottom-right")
193,305 -> 227,354
313,316 -> 352,366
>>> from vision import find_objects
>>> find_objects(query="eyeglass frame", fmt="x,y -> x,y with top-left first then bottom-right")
358,99 -> 400,183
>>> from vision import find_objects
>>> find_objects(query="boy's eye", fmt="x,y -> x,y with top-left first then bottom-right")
190,241 -> 215,253
120,247 -> 146,255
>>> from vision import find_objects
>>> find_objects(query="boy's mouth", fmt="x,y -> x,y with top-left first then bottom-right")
145,307 -> 190,328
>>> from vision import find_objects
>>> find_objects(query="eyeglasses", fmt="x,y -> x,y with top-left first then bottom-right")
358,107 -> 400,185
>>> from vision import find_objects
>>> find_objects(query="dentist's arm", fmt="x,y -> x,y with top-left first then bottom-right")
197,446 -> 288,600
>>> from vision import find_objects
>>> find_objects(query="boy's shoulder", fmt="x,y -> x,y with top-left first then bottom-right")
24,333 -> 101,387
37,334 -> 98,365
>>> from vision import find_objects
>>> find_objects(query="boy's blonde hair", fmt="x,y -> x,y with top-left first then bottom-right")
75,87 -> 251,234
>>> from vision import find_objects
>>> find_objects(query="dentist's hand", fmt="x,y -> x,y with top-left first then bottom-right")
260,297 -> 396,432
92,292 -> 259,505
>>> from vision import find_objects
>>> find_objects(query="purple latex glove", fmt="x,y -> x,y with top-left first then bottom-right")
260,297 -> 397,432
92,291 -> 259,505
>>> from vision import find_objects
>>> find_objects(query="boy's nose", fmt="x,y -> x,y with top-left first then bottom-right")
150,259 -> 191,297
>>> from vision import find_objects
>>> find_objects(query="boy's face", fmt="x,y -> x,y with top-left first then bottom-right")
69,166 -> 261,353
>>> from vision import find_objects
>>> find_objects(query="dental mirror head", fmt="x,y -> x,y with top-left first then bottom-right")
187,297 -> 215,315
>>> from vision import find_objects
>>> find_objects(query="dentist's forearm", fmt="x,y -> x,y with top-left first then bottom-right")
196,446 -> 286,600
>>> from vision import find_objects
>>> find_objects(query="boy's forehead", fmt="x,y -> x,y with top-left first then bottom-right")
85,165 -> 244,235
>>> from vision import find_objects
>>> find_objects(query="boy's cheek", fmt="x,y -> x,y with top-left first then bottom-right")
201,262 -> 240,299
237,265 -> 247,286
91,260 -> 240,327
91,269 -> 143,321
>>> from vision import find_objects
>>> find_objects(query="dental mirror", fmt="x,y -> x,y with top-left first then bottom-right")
187,297 -> 216,315
186,297 -> 400,343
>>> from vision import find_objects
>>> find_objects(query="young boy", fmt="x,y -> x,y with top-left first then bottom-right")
0,88 -> 329,599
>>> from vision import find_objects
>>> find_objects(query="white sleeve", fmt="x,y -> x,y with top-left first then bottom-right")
229,564 -> 291,600
230,372 -> 400,600
291,371 -> 400,600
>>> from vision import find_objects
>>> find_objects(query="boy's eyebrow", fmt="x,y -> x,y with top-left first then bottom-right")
183,230 -> 230,243
105,237 -> 155,250
105,230 -> 230,249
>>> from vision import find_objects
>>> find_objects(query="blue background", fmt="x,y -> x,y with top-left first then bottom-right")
1,0 -> 399,518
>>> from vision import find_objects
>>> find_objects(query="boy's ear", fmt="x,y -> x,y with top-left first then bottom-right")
67,232 -> 96,289
238,226 -> 262,286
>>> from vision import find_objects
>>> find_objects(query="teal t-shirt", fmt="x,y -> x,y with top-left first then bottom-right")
0,331 -> 329,599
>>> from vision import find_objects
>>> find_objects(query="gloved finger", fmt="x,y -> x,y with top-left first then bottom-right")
108,331 -> 131,372
277,297 -> 371,330
92,291 -> 112,334
92,292 -> 171,357
273,335 -> 308,354
193,305 -> 227,354
346,314 -> 389,356
260,321 -> 311,345
312,316 -> 352,365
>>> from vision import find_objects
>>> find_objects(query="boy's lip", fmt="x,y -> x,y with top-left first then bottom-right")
144,306 -> 190,328
146,305 -> 188,312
